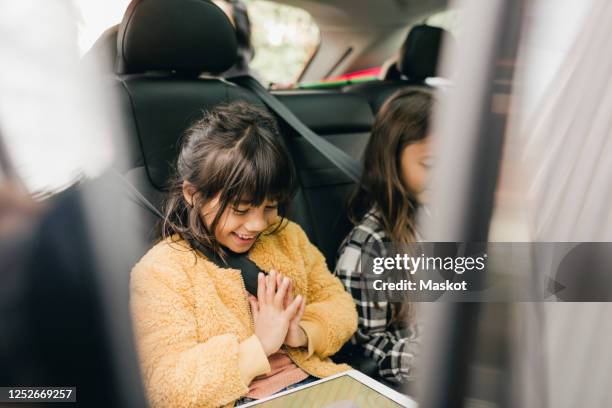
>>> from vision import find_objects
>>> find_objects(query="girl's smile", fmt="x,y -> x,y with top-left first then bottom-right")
185,191 -> 279,253
231,231 -> 258,247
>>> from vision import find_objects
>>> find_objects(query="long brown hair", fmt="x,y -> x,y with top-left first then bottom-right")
349,87 -> 433,243
161,101 -> 297,257
350,88 -> 434,326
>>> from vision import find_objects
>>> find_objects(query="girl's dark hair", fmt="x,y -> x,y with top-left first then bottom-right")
161,101 -> 297,256
350,88 -> 434,327
349,87 -> 434,244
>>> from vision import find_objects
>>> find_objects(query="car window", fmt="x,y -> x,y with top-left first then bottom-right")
426,9 -> 461,37
245,0 -> 319,85
2,1 -> 117,199
74,0 -> 131,55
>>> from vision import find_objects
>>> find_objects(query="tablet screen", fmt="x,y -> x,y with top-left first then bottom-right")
248,374 -> 405,407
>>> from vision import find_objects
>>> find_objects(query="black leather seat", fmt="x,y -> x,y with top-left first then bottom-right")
111,0 -> 261,265
274,90 -> 373,266
344,24 -> 448,113
107,0 -> 373,269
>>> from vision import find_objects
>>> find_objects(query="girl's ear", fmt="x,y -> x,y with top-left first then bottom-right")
182,181 -> 196,207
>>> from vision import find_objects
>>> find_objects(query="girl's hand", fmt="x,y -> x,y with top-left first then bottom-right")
284,296 -> 307,348
277,274 -> 308,348
249,270 -> 302,356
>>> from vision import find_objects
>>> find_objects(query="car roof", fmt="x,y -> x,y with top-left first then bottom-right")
284,0 -> 448,27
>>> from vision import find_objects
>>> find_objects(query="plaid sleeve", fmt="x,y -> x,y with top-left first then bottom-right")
335,220 -> 420,383
361,320 -> 421,383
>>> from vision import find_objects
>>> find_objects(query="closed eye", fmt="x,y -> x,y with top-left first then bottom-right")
232,207 -> 250,215
421,157 -> 434,168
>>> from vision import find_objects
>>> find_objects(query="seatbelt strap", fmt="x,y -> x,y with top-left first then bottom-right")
199,244 -> 261,296
115,170 -> 262,295
227,75 -> 363,184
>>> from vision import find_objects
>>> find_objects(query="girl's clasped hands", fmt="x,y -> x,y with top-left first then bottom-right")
248,269 -> 307,356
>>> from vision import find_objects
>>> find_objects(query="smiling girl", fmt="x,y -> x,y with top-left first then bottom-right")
130,101 -> 357,407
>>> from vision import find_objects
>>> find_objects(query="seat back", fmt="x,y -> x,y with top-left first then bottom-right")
275,90 -> 373,266
108,0 -> 373,269
344,25 -> 446,113
112,0 -> 262,262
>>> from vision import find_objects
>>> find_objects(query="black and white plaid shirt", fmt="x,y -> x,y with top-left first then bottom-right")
334,210 -> 421,384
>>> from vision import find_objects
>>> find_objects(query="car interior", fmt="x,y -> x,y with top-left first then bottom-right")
73,1 -> 454,390
1,0 -> 456,405
90,0 -> 450,271
4,0 -> 612,407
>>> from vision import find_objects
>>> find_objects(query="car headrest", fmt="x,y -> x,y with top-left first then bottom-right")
117,0 -> 237,75
397,25 -> 444,81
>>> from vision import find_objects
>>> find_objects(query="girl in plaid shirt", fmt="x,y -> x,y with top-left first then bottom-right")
335,88 -> 434,384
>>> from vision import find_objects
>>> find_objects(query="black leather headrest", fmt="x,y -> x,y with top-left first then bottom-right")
397,25 -> 444,80
117,0 -> 237,74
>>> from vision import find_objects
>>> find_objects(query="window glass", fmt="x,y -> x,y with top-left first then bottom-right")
1,1 -> 116,198
74,0 -> 131,55
245,0 -> 320,85
426,9 -> 461,37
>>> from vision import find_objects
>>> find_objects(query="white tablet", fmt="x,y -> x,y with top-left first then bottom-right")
238,369 -> 416,407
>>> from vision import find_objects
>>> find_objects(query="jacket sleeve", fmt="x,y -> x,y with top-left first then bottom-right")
130,258 -> 270,408
293,225 -> 358,358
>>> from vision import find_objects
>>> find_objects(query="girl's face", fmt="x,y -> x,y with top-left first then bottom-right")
202,195 -> 279,253
400,137 -> 433,205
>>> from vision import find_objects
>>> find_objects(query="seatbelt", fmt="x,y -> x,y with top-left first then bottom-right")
115,170 -> 262,295
227,75 -> 363,184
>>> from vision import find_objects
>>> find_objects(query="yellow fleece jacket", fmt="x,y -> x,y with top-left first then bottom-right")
130,221 -> 358,408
